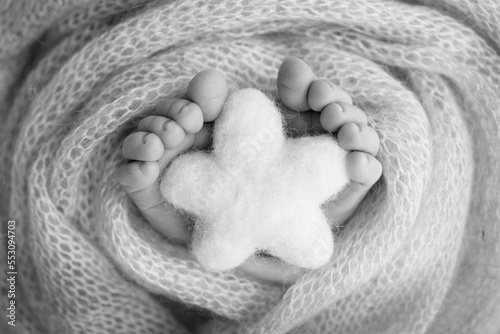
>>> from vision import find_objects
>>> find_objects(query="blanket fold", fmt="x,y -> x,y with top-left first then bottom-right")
1,0 -> 499,333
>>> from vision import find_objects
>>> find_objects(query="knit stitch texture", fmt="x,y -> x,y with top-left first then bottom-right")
0,0 -> 499,333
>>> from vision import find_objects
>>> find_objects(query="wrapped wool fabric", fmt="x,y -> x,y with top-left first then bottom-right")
161,88 -> 349,271
0,0 -> 499,334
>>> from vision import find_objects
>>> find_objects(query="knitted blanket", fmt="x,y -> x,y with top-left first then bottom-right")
1,0 -> 499,333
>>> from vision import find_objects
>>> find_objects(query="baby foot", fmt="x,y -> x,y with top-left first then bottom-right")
277,58 -> 383,225
118,59 -> 381,284
117,69 -> 229,243
239,59 -> 382,283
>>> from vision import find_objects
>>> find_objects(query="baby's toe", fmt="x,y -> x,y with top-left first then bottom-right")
185,69 -> 228,122
307,79 -> 352,112
138,115 -> 186,149
155,98 -> 204,134
346,152 -> 382,186
122,132 -> 164,161
324,152 -> 382,224
337,123 -> 380,156
117,161 -> 160,194
320,103 -> 368,133
277,58 -> 316,111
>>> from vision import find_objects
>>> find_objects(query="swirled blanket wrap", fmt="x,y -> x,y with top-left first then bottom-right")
1,0 -> 500,333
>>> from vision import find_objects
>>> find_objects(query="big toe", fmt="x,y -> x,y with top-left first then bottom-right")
185,69 -> 229,122
277,58 -> 316,111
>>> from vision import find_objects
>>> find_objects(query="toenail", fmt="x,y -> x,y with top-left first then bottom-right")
321,80 -> 333,90
363,154 -> 370,166
138,162 -> 148,174
331,103 -> 343,113
178,101 -> 191,115
162,120 -> 172,130
278,70 -> 289,85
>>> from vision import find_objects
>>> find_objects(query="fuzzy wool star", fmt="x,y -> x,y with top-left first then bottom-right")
161,88 -> 349,271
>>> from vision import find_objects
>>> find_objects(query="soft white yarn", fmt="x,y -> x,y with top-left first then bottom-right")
161,88 -> 349,271
0,0 -> 499,334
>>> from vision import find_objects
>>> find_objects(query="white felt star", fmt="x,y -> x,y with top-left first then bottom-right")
161,88 -> 349,271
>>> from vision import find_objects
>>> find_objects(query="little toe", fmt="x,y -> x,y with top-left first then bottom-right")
337,123 -> 380,156
117,161 -> 160,195
122,131 -> 164,161
138,115 -> 186,149
277,58 -> 316,111
307,79 -> 353,112
320,102 -> 368,133
154,98 -> 204,134
185,69 -> 228,122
